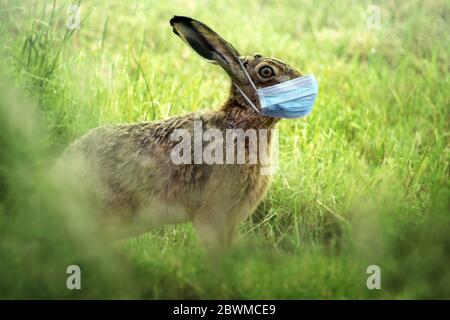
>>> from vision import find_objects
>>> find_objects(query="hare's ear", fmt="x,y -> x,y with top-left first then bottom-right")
170,16 -> 245,83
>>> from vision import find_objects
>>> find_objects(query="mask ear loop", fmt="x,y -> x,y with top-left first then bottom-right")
233,84 -> 259,113
234,60 -> 260,114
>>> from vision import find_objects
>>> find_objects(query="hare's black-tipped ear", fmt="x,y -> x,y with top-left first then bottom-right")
170,16 -> 221,63
170,16 -> 244,80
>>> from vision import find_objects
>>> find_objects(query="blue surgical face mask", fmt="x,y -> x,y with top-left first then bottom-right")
234,60 -> 318,119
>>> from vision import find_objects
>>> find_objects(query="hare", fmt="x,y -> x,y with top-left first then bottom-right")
63,16 -> 304,250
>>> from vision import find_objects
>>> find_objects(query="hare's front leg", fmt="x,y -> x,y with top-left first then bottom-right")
192,208 -> 241,250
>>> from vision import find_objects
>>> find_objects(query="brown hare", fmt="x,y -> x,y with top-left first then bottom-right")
63,16 -> 317,250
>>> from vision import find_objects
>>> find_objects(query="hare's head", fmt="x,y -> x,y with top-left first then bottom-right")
170,16 -> 303,114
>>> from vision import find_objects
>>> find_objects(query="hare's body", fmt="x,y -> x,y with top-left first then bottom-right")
64,16 -> 305,248
67,106 -> 276,247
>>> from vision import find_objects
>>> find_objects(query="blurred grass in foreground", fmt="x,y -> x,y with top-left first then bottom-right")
0,0 -> 449,298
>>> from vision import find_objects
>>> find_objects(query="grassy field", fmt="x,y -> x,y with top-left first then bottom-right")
0,0 -> 449,299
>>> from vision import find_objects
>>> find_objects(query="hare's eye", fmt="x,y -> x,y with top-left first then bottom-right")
258,66 -> 274,78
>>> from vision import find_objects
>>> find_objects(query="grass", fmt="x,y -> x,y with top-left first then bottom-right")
0,0 -> 449,299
